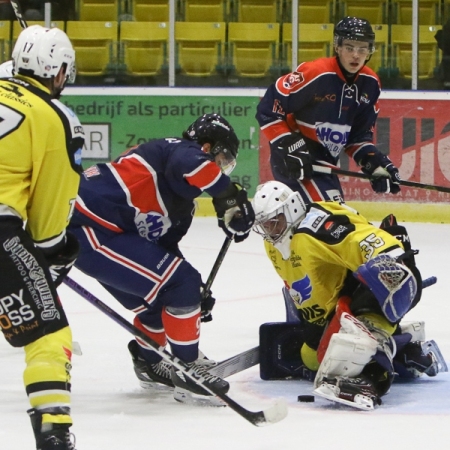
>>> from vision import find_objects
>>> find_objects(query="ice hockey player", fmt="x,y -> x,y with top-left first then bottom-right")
255,16 -> 400,204
68,114 -> 255,406
0,26 -> 83,449
251,180 -> 446,410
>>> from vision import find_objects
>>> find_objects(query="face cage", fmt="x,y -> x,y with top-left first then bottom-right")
211,142 -> 237,175
253,205 -> 290,245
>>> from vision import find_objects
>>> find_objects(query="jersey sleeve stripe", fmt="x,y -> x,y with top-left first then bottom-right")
184,160 -> 222,190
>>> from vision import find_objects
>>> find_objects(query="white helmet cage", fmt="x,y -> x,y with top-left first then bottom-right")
12,25 -> 76,84
252,181 -> 307,259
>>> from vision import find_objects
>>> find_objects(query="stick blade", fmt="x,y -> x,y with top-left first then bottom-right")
256,398 -> 288,427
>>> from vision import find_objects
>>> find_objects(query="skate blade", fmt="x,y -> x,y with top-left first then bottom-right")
314,383 -> 375,411
173,387 -> 226,407
422,340 -> 449,373
138,380 -> 174,391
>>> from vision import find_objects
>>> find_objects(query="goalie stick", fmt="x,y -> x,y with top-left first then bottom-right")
63,276 -> 288,427
10,0 -> 28,29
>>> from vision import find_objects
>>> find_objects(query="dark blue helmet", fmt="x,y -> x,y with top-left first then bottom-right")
334,17 -> 375,52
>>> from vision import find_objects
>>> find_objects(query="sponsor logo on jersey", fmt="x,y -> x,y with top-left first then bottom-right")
314,94 -> 337,102
315,122 -> 352,158
289,275 -> 312,306
84,165 -> 101,178
360,93 -> 370,104
301,207 -> 328,232
330,224 -> 348,239
282,72 -> 304,90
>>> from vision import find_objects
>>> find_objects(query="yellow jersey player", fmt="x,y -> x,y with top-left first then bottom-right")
252,181 -> 445,410
0,25 -> 83,449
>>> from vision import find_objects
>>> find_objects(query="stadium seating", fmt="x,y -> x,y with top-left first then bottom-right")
282,22 -> 333,70
235,0 -> 280,23
391,24 -> 442,79
78,0 -> 120,21
66,21 -> 118,76
228,22 -> 280,77
339,1 -> 388,25
284,0 -> 335,24
131,0 -> 169,22
365,24 -> 389,74
392,0 -> 441,25
183,0 -> 228,22
176,21 -> 226,76
0,21 -> 10,64
120,21 -> 168,76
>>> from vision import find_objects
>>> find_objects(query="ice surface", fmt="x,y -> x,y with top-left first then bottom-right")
1,217 -> 450,449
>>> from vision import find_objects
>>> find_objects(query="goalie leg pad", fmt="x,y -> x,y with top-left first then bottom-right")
354,254 -> 417,322
314,329 -> 378,388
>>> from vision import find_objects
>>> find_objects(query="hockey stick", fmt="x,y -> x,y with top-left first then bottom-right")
63,276 -> 288,426
10,0 -> 28,29
312,164 -> 450,194
202,236 -> 232,299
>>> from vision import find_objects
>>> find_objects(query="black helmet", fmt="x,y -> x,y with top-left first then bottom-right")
183,114 -> 239,175
334,16 -> 375,52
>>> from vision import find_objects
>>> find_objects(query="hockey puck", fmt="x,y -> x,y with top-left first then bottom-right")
297,395 -> 315,403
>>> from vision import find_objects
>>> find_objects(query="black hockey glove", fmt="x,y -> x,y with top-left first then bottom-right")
45,231 -> 80,287
200,283 -> 216,323
358,151 -> 401,194
212,183 -> 255,243
276,133 -> 313,180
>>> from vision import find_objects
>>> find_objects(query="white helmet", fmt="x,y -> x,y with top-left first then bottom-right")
0,60 -> 14,77
252,181 -> 307,260
12,25 -> 76,83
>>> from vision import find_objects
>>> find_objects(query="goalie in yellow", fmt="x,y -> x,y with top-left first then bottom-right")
0,25 -> 83,449
252,180 -> 446,410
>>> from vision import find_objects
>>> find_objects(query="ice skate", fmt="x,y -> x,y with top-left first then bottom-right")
128,340 -> 174,389
314,375 -> 382,411
171,358 -> 229,407
28,408 -> 76,450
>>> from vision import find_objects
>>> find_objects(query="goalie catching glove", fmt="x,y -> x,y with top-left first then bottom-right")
275,133 -> 313,180
44,231 -> 80,287
212,182 -> 255,243
356,150 -> 401,194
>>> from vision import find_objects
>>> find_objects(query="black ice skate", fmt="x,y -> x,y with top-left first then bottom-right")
171,359 -> 230,407
28,408 -> 76,450
128,340 -> 174,389
314,375 -> 382,411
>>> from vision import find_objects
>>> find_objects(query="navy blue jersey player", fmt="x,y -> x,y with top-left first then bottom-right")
69,114 -> 255,405
256,17 -> 401,204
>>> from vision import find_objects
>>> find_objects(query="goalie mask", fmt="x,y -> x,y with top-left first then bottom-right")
252,181 -> 307,260
183,114 -> 239,175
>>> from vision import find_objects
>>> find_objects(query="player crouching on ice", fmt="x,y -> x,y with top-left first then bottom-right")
251,180 -> 447,410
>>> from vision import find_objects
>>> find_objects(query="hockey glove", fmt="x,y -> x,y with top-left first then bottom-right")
276,133 -> 313,180
358,151 -> 401,194
200,283 -> 216,323
45,231 -> 80,287
212,183 -> 255,243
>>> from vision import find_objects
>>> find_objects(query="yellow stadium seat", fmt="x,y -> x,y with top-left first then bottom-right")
391,24 -> 442,79
120,21 -> 168,76
339,1 -> 388,25
282,23 -> 333,69
284,1 -> 335,24
365,24 -> 389,74
236,0 -> 280,23
228,22 -> 280,77
0,21 -> 10,64
131,0 -> 169,22
66,21 -> 118,76
78,0 -> 119,21
175,21 -> 226,76
184,0 -> 228,22
392,0 -> 441,25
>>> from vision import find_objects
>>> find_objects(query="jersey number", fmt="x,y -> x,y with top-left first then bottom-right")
359,233 -> 385,260
0,104 -> 25,140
